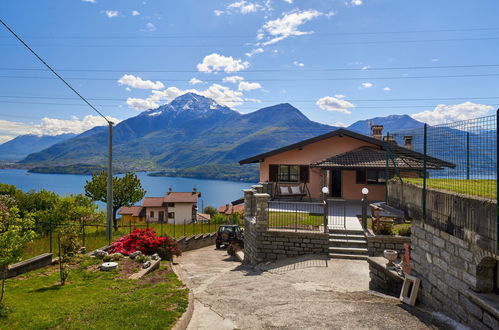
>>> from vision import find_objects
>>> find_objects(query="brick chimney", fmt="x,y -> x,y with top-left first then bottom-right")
371,125 -> 383,140
383,135 -> 396,144
192,187 -> 197,195
404,136 -> 413,149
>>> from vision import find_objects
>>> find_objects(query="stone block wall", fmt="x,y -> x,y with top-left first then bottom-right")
367,256 -> 404,297
411,220 -> 498,328
366,232 -> 411,257
176,233 -> 216,252
1,253 -> 53,279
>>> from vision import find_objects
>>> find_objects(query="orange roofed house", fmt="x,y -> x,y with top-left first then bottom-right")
118,188 -> 201,224
239,126 -> 453,201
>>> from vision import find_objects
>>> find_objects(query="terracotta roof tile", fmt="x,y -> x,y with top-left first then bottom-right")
164,192 -> 200,203
142,197 -> 165,207
119,206 -> 145,217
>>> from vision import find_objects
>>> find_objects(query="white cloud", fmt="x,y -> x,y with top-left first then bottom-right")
360,82 -> 373,89
0,115 -> 120,141
104,10 -> 119,18
316,96 -> 355,114
189,78 -> 204,85
283,0 -> 293,3
361,65 -> 370,70
258,9 -> 323,46
411,102 -> 494,125
431,58 -> 439,62
245,48 -> 264,57
81,0 -> 96,3
293,61 -> 304,67
238,81 -> 262,91
351,0 -> 363,6
126,84 -> 245,110
141,22 -> 156,32
228,1 -> 259,14
118,74 -> 164,90
214,10 -> 225,16
383,87 -> 391,91
197,53 -> 249,73
131,10 -> 141,16
223,76 -> 245,84
332,121 -> 347,127
335,94 -> 346,99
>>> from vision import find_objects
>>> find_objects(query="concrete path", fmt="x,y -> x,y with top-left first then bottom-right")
175,246 -> 452,330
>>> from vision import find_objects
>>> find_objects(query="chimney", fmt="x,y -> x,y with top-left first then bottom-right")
371,125 -> 383,140
192,187 -> 197,195
404,136 -> 413,149
383,135 -> 396,145
168,187 -> 172,193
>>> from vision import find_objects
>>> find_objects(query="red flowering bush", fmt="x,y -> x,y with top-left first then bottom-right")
109,228 -> 181,258
157,236 -> 182,261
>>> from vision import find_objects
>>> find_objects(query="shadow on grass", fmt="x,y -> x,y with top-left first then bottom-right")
31,284 -> 63,293
0,305 -> 9,319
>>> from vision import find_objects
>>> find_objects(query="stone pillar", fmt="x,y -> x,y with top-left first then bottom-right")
260,182 -> 271,196
254,193 -> 270,231
252,184 -> 263,194
243,189 -> 255,218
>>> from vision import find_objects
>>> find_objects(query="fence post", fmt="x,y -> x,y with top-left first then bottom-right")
184,219 -> 186,236
82,222 -> 86,248
323,199 -> 328,233
49,217 -> 52,254
496,109 -> 499,250
423,123 -> 428,221
466,131 -> 470,180
173,220 -> 176,238
129,218 -> 132,234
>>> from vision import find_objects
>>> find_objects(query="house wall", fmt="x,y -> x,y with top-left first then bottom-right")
120,214 -> 146,223
145,207 -> 167,222
171,202 -> 195,224
342,170 -> 386,201
259,135 -> 381,200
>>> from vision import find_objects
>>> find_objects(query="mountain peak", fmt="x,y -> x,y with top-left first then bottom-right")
170,92 -> 222,110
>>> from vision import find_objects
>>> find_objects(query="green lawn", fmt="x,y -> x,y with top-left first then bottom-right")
268,211 -> 323,230
0,257 -> 188,329
404,178 -> 496,199
23,221 -> 234,260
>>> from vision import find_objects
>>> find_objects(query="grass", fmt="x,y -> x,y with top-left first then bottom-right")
23,221 -> 236,261
403,178 -> 496,199
268,211 -> 323,230
0,257 -> 188,329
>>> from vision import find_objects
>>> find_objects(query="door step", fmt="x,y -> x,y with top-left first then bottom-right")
329,253 -> 368,260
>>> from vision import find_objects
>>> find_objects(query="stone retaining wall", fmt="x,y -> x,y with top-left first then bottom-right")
1,253 -> 53,279
366,231 -> 411,257
367,256 -> 404,297
176,233 -> 216,252
411,221 -> 498,329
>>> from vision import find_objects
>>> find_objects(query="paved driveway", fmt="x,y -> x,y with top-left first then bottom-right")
174,246 -> 452,330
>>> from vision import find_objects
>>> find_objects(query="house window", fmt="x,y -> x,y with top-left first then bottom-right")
150,211 -> 154,218
356,170 -> 386,184
167,203 -> 175,207
168,212 -> 175,219
278,165 -> 299,182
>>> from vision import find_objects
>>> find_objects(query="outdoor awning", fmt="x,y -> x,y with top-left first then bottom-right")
310,146 -> 453,170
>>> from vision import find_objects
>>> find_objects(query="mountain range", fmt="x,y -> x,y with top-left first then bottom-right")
0,133 -> 76,161
7,93 -> 426,181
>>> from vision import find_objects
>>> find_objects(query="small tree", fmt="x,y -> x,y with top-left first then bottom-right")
57,224 -> 80,286
0,204 -> 36,306
85,172 -> 146,230
203,205 -> 218,217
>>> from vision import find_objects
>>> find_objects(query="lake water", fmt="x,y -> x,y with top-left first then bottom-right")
0,169 -> 256,208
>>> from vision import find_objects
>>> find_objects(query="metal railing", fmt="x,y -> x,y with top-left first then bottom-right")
267,200 -> 325,232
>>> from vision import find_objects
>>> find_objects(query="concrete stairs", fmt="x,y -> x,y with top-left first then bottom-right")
328,229 -> 368,260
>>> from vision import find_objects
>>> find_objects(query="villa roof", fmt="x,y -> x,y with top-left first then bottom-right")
217,203 -> 245,215
142,197 -> 165,207
164,192 -> 200,203
310,146 -> 445,170
239,128 -> 454,169
119,206 -> 145,217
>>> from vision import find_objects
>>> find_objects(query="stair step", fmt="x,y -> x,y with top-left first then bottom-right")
329,240 -> 367,248
329,253 -> 368,260
329,238 -> 367,243
329,229 -> 365,235
329,233 -> 366,240
329,247 -> 368,255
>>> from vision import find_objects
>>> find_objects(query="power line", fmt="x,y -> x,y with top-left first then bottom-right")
1,36 -> 499,48
2,73 -> 499,81
1,63 -> 499,73
1,94 -> 499,103
0,19 -> 110,123
1,26 -> 499,39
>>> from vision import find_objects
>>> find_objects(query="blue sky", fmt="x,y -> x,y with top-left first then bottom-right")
0,0 -> 498,142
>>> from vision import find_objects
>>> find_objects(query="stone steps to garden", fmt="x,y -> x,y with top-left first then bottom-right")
328,228 -> 368,260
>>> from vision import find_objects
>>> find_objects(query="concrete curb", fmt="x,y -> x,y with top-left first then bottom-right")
128,258 -> 161,280
172,262 -> 194,330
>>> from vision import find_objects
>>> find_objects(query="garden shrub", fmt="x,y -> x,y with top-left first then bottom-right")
375,222 -> 394,235
397,226 -> 411,237
110,228 -> 181,259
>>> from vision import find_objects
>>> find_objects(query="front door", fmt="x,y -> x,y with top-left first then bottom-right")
158,211 -> 165,223
330,170 -> 342,198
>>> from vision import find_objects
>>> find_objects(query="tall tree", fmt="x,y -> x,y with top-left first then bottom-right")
84,172 -> 146,229
0,204 -> 36,306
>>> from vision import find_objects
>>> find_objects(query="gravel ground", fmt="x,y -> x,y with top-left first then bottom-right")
174,246 -> 454,330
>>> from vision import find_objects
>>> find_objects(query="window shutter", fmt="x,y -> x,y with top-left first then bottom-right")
299,165 -> 309,183
269,165 -> 278,182
356,170 -> 366,184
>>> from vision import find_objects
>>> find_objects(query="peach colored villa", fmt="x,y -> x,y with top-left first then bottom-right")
239,126 -> 452,201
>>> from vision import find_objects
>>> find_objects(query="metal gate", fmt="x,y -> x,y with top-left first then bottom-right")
326,198 -> 346,229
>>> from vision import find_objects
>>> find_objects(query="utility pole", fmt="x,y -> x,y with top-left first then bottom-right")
1,19 -> 115,242
106,122 -> 114,243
